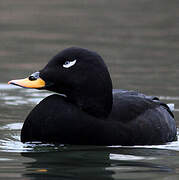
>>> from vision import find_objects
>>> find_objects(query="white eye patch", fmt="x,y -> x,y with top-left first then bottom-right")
63,59 -> 77,68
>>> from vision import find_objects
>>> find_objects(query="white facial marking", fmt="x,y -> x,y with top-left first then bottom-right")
63,59 -> 77,68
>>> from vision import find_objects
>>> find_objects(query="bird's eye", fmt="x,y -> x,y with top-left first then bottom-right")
63,60 -> 77,68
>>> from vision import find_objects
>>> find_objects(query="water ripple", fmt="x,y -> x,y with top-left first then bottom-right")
0,122 -> 178,153
0,84 -> 179,153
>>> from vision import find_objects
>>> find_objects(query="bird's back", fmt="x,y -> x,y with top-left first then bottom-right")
108,89 -> 177,145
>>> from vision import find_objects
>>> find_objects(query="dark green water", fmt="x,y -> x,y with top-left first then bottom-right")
0,1 -> 179,179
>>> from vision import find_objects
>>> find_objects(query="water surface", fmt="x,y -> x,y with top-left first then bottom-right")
0,84 -> 179,180
0,0 -> 179,179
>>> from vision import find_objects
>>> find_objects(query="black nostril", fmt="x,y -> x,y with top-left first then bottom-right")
29,75 -> 37,81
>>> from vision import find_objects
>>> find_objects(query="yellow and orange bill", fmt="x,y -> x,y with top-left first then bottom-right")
8,77 -> 45,89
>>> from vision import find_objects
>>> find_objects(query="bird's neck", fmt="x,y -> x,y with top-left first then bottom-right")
68,84 -> 113,119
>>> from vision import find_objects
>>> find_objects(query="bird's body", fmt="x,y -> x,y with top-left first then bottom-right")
21,89 -> 176,145
9,47 -> 177,145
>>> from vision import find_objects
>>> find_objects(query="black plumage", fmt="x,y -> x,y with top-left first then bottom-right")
10,47 -> 177,145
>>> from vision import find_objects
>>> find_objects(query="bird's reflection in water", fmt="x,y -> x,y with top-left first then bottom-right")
21,146 -> 175,180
